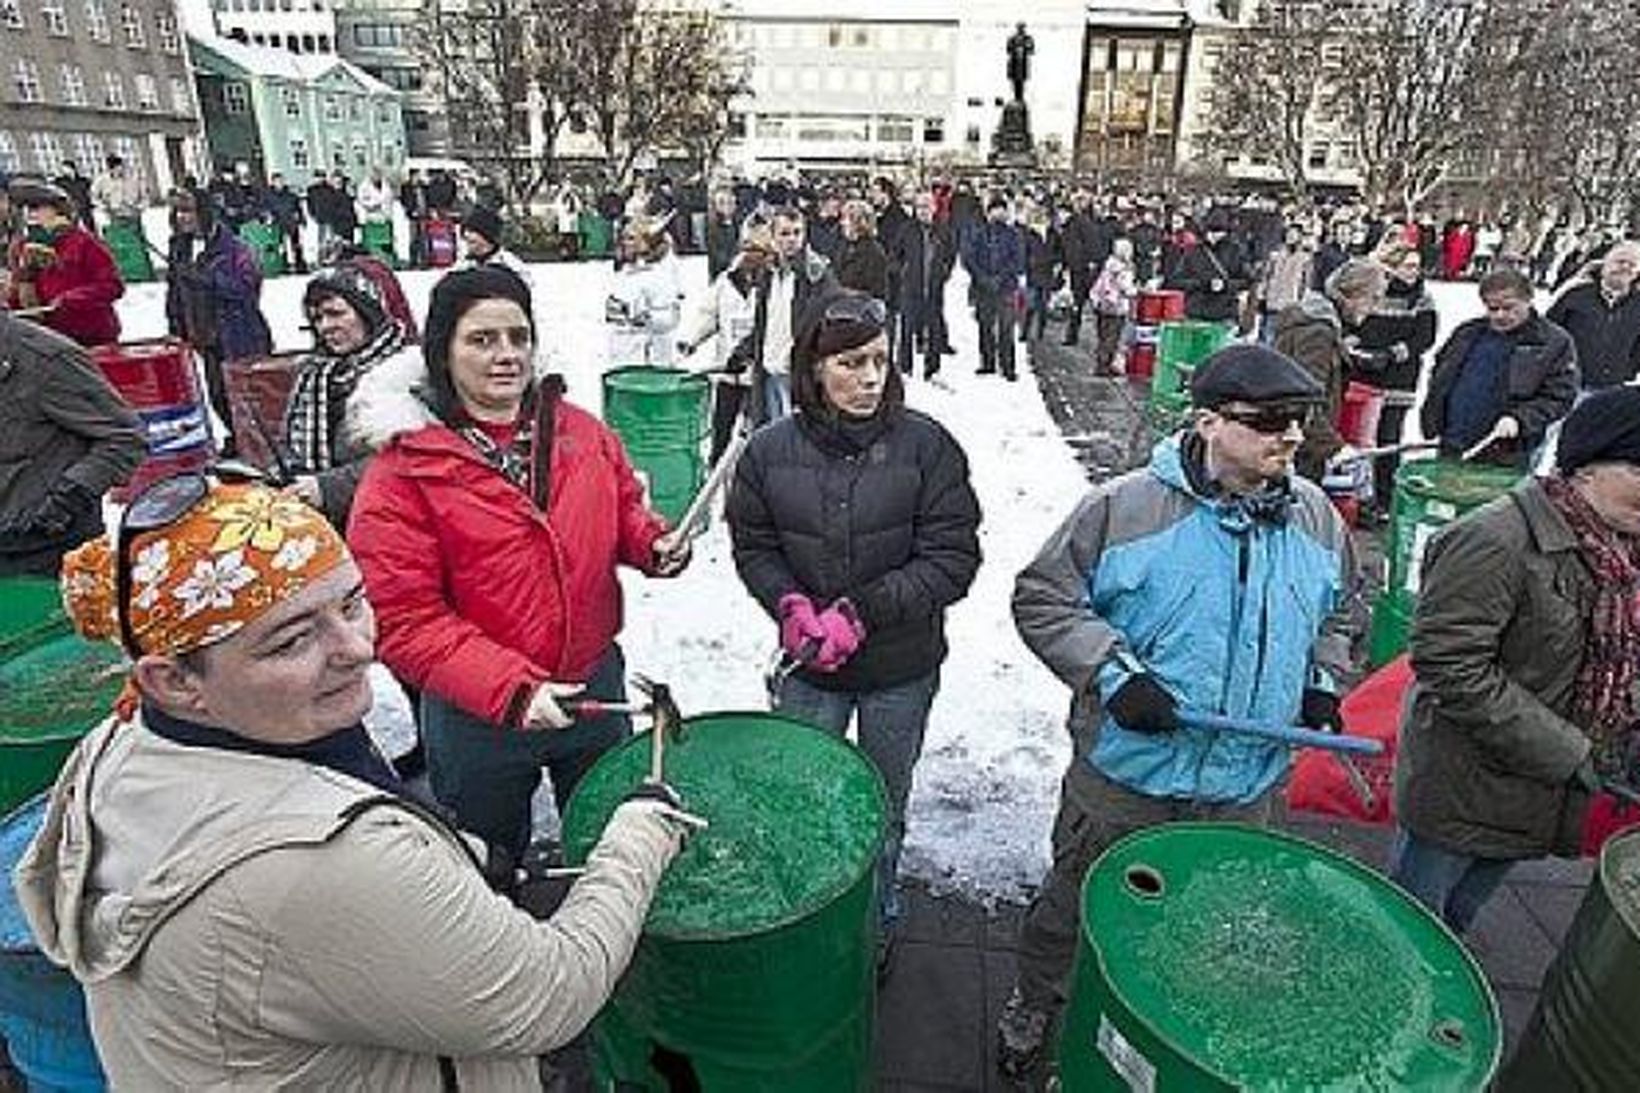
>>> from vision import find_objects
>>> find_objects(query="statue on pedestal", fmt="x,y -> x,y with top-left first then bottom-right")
993,22 -> 1038,166
1006,23 -> 1034,103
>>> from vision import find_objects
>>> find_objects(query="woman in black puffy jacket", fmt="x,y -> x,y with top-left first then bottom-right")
726,287 -> 981,967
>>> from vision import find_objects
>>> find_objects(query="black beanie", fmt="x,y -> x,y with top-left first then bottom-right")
1557,386 -> 1640,474
462,204 -> 504,249
1191,343 -> 1324,408
422,266 -> 536,421
302,264 -> 387,338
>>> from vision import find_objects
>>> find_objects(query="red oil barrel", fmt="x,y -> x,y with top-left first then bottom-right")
224,354 -> 302,474
425,218 -> 458,268
1336,381 -> 1386,450
90,339 -> 213,499
1135,289 -> 1185,325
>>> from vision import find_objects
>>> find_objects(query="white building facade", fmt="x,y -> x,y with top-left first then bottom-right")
209,0 -> 337,55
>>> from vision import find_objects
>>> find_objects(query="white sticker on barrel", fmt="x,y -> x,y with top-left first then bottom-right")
1406,522 -> 1439,596
1097,1013 -> 1157,1093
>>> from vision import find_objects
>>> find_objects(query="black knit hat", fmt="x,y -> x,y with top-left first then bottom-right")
1191,343 -> 1324,409
1558,387 -> 1640,474
790,288 -> 900,417
462,204 -> 504,249
422,265 -> 535,421
302,264 -> 387,337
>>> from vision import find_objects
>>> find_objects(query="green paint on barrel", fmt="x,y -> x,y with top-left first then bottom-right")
1148,321 -> 1231,420
1369,459 -> 1519,664
359,221 -> 397,267
601,367 -> 709,524
237,221 -> 285,276
103,220 -> 154,282
0,635 -> 124,814
562,712 -> 885,1091
1059,823 -> 1500,1091
0,578 -> 70,656
1496,828 -> 1640,1090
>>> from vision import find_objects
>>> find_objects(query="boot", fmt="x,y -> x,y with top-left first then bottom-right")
996,987 -> 1051,1081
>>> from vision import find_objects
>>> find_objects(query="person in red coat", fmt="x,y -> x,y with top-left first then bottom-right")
347,265 -> 691,894
4,178 -> 123,346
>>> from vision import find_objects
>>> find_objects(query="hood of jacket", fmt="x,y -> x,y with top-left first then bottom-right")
344,344 -> 565,454
14,713 -> 390,983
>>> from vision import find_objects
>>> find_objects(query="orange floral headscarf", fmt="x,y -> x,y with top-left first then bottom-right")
61,482 -> 348,659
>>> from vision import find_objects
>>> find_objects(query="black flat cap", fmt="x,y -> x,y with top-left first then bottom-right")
1191,343 -> 1324,408
1558,386 -> 1640,474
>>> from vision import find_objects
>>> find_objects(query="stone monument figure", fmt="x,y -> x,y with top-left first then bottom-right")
1006,23 -> 1034,102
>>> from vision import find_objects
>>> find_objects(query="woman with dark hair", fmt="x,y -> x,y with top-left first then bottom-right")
347,265 -> 691,894
726,287 -> 982,969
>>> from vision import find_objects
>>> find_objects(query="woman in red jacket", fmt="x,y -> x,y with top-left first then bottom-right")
348,265 -> 690,892
4,178 -> 123,346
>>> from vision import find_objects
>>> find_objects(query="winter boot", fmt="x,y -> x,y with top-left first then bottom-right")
996,987 -> 1051,1082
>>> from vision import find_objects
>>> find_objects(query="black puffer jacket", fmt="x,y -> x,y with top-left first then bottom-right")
727,407 -> 982,692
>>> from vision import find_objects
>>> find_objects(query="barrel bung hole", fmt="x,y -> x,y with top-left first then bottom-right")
1124,864 -> 1165,899
1430,1020 -> 1466,1051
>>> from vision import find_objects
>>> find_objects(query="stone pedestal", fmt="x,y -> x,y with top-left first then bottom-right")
990,100 -> 1038,168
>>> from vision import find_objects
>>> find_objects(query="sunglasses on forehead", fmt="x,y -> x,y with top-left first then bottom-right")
1213,403 -> 1316,435
114,462 -> 271,655
821,295 -> 888,328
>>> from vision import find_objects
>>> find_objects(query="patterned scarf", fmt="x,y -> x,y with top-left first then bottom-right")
1543,475 -> 1640,770
284,321 -> 403,472
455,376 -> 564,511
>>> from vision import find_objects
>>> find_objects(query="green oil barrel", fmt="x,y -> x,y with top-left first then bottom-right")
601,367 -> 709,524
1148,321 -> 1231,420
1367,588 -> 1414,668
562,712 -> 886,1091
0,635 -> 124,813
0,577 -> 70,656
1059,823 -> 1501,1091
579,210 -> 613,258
102,220 -> 154,282
1496,828 -> 1640,1089
359,221 -> 396,267
237,220 -> 285,277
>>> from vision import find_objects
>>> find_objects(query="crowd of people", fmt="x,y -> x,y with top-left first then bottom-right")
3,154 -> 1640,1091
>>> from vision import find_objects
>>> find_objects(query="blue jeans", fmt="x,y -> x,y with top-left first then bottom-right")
762,373 -> 790,423
775,669 -> 940,926
1388,827 -> 1516,934
422,645 -> 631,877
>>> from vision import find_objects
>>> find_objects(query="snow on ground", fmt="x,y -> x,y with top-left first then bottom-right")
112,260 -> 1496,904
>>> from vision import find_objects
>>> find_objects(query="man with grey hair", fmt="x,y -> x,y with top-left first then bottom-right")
1547,239 -> 1640,392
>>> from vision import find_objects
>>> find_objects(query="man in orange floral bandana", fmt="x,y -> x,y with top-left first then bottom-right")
17,477 -> 700,1089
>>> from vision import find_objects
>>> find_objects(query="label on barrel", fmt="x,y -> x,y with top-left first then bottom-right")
1407,522 -> 1438,596
1096,1014 -> 1156,1093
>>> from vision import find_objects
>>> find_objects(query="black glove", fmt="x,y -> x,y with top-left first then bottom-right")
1300,688 -> 1344,734
1106,674 -> 1179,734
625,780 -> 686,811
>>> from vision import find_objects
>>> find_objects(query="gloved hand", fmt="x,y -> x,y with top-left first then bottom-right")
521,680 -> 585,731
620,780 -> 708,842
1106,674 -> 1179,734
779,592 -> 825,663
1300,688 -> 1344,733
811,599 -> 866,672
1572,757 -> 1602,794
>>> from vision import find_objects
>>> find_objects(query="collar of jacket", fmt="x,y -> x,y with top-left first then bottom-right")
1512,476 -> 1581,555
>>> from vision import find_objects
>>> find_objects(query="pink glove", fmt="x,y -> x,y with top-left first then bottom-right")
812,599 -> 867,672
778,592 -> 825,662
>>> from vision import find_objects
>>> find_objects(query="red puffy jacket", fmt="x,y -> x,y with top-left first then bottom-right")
348,401 -> 667,726
6,225 -> 124,347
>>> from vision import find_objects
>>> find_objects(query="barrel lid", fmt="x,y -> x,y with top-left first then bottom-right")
602,366 -> 708,394
0,795 -> 47,952
1600,827 -> 1640,934
0,636 -> 125,745
1396,459 -> 1520,506
1082,823 -> 1501,1089
562,712 -> 886,941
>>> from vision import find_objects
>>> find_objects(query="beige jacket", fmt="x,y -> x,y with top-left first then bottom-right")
13,714 -> 682,1090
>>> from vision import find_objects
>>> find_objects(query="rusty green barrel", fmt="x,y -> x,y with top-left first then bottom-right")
1058,823 -> 1501,1091
600,366 -> 709,524
1496,828 -> 1640,1089
562,712 -> 886,1091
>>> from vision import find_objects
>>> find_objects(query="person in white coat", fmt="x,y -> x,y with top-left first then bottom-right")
606,213 -> 682,367
677,219 -> 775,463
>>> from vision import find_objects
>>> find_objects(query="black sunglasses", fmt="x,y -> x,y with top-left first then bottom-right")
822,295 -> 888,329
1214,404 -> 1316,435
114,462 -> 270,656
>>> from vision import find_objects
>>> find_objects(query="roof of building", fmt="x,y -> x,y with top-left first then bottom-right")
188,34 -> 398,95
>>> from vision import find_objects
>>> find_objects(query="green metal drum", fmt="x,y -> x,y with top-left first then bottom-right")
562,712 -> 886,1091
102,220 -> 154,282
1497,828 -> 1640,1089
1059,823 -> 1501,1091
0,635 -> 124,813
579,209 -> 613,258
1148,321 -> 1231,420
359,221 -> 396,267
0,577 -> 69,656
1369,459 -> 1519,665
601,367 -> 710,523
237,220 -> 285,277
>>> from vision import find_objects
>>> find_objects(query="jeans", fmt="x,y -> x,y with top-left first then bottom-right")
973,284 -> 1017,377
899,294 -> 947,378
775,669 -> 940,926
1387,827 -> 1516,934
762,373 -> 791,423
421,645 -> 631,878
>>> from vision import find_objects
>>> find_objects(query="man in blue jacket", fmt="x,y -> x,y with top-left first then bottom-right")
996,345 -> 1360,1080
961,194 -> 1025,380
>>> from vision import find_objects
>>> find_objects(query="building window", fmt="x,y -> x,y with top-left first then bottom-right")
40,0 -> 66,35
290,136 -> 308,168
170,75 -> 190,114
134,72 -> 158,110
352,143 -> 366,167
1,0 -> 24,29
155,11 -> 178,51
102,70 -> 124,108
83,0 -> 106,39
348,97 -> 362,121
877,115 -> 913,143
74,131 -> 102,171
329,142 -> 343,167
851,27 -> 868,47
0,130 -> 18,172
376,101 -> 390,123
1308,143 -> 1329,170
300,32 -> 313,51
223,81 -> 248,114
323,94 -> 340,121
119,3 -> 143,46
282,87 -> 301,116
29,130 -> 60,173
316,33 -> 328,51
826,25 -> 841,48
12,58 -> 40,102
59,63 -> 85,105
112,134 -> 141,184
922,117 -> 943,144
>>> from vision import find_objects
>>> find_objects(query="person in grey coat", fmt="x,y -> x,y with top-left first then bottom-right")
1392,387 -> 1640,932
0,310 -> 143,575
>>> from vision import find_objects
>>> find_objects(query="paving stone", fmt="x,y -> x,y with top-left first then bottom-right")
1466,885 -> 1558,991
898,882 -> 985,948
981,949 -> 1022,1091
1506,855 -> 1595,888
984,900 -> 1024,951
875,940 -> 987,1087
1512,881 -> 1587,949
